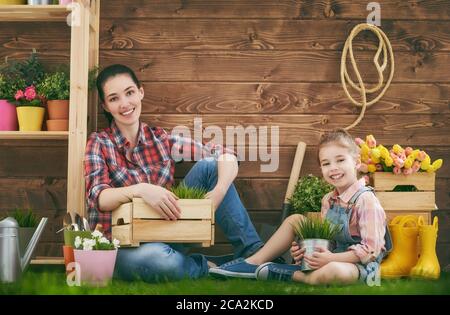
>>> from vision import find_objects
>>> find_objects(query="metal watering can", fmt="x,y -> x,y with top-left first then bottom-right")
0,217 -> 48,283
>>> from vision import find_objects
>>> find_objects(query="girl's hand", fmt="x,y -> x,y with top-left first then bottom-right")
290,241 -> 306,265
138,183 -> 181,220
303,246 -> 334,269
205,186 -> 227,211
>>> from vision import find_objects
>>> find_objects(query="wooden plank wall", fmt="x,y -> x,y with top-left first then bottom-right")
0,0 -> 449,267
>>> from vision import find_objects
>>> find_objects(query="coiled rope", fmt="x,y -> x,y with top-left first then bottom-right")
341,23 -> 395,130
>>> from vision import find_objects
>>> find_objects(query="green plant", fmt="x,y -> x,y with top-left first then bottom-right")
292,217 -> 340,240
88,65 -> 100,91
289,174 -> 333,215
8,209 -> 38,228
0,73 -> 25,102
37,71 -> 70,100
171,182 -> 208,199
74,230 -> 120,250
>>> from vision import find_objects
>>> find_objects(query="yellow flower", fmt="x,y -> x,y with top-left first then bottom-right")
367,164 -> 377,173
393,144 -> 404,155
371,148 -> 381,159
379,146 -> 389,159
404,156 -> 415,169
384,156 -> 394,167
420,155 -> 431,170
366,135 -> 377,148
360,143 -> 370,156
431,159 -> 443,171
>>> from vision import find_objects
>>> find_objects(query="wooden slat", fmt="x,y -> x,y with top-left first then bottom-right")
136,82 -> 450,115
102,0 -> 450,20
112,224 -> 132,246
111,202 -> 132,225
0,5 -> 69,22
100,50 -> 450,83
30,257 -> 64,265
114,114 -> 450,147
372,172 -> 436,191
99,19 -> 450,51
376,192 -> 436,211
132,198 -> 213,220
4,20 -> 450,52
133,219 -> 212,242
0,131 -> 69,140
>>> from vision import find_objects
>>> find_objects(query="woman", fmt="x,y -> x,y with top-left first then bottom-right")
84,64 -> 263,282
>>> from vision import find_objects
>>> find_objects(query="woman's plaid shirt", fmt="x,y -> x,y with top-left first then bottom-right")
84,121 -> 235,239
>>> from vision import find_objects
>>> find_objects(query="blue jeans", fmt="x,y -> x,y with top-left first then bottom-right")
114,158 -> 263,282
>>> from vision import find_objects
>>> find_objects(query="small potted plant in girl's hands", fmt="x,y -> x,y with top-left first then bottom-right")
289,174 -> 333,220
292,217 -> 340,271
37,70 -> 70,131
73,230 -> 120,286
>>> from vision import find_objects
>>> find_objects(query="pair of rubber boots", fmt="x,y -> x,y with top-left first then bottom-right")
381,215 -> 440,280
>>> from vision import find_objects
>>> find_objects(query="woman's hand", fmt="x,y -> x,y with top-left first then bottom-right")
205,186 -> 227,211
303,246 -> 334,269
290,241 -> 306,265
137,183 -> 181,220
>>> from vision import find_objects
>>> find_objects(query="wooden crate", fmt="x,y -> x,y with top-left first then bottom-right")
111,198 -> 214,247
371,172 -> 436,224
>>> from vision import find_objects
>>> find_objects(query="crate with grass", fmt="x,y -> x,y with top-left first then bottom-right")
371,172 -> 436,224
111,184 -> 214,247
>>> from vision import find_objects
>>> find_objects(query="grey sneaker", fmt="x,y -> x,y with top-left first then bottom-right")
255,262 -> 302,282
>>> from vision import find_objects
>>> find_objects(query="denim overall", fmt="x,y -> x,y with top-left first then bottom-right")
325,186 -> 393,285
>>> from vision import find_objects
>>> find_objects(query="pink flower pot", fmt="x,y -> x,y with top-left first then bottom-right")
74,249 -> 117,286
0,100 -> 18,131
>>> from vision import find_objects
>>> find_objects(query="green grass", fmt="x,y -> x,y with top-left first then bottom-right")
1,268 -> 449,295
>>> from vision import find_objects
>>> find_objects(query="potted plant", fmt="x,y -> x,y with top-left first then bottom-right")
8,208 -> 39,256
37,70 -> 70,131
14,85 -> 45,131
0,74 -> 24,131
292,217 -> 340,271
73,230 -> 120,286
289,174 -> 333,220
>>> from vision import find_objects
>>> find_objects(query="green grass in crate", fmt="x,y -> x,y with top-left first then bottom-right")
1,269 -> 449,295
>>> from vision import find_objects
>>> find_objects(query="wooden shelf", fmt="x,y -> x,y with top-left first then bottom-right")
0,131 -> 69,140
0,5 -> 71,22
31,257 -> 64,265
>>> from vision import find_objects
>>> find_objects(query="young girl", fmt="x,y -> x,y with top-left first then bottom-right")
84,64 -> 263,282
209,129 -> 392,285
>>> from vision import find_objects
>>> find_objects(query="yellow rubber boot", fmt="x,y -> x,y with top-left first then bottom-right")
410,216 -> 441,280
381,215 -> 419,279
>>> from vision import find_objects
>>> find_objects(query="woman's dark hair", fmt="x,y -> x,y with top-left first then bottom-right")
96,64 -> 141,125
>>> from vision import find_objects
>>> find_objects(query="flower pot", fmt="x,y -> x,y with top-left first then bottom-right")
47,100 -> 69,120
46,119 -> 68,131
63,245 -> 75,274
0,0 -> 26,4
16,106 -> 45,131
74,249 -> 118,286
27,0 -> 52,4
0,100 -> 18,131
59,0 -> 72,4
299,239 -> 333,271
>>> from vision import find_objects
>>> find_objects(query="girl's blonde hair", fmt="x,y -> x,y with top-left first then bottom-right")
317,128 -> 360,164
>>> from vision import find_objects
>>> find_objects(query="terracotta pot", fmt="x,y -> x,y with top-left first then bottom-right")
74,249 -> 118,286
16,106 -> 45,131
0,100 -> 18,131
46,119 -> 69,131
47,100 -> 69,120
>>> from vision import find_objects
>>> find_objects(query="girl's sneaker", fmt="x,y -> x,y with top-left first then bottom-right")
255,262 -> 302,281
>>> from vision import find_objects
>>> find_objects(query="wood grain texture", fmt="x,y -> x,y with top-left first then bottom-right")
99,50 -> 450,83
101,0 -> 450,20
99,114 -> 450,146
136,82 -> 450,115
99,19 -> 450,51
